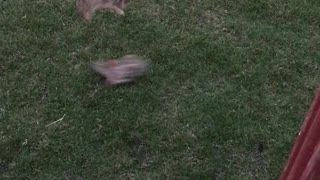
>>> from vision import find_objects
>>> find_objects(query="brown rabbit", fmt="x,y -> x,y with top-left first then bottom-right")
76,0 -> 128,21
90,55 -> 148,86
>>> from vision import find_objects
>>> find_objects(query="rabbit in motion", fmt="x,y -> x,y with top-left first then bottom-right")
91,55 -> 148,86
76,0 -> 128,21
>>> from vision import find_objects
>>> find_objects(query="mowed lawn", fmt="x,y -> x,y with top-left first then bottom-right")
1,0 -> 320,179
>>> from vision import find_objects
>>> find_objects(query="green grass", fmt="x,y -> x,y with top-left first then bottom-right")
1,0 -> 320,179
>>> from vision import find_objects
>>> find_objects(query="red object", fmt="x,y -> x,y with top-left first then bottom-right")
280,87 -> 320,180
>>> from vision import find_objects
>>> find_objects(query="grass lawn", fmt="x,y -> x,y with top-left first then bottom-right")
1,0 -> 320,179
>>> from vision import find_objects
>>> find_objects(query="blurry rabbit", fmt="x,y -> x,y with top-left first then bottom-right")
91,55 -> 148,86
76,0 -> 128,21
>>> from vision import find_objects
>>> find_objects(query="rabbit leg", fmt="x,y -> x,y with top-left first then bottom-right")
111,6 -> 124,15
83,11 -> 93,21
76,0 -> 94,21
104,2 -> 125,15
113,78 -> 133,84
